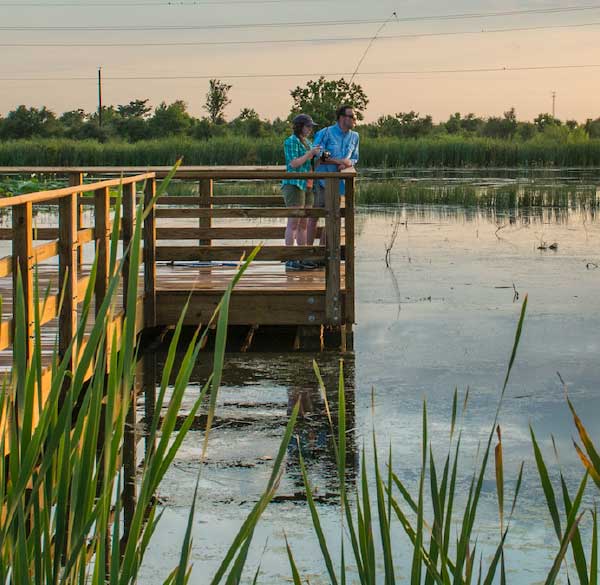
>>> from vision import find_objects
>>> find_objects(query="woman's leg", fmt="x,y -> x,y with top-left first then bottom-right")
296,218 -> 308,245
285,217 -> 300,246
306,218 -> 317,245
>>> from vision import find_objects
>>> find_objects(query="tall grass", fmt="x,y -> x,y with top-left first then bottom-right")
2,136 -> 600,167
0,167 -> 299,583
356,181 -> 600,207
282,297 -> 599,583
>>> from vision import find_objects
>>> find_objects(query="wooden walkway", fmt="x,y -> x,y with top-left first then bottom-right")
0,166 -> 356,381
0,262 -> 346,371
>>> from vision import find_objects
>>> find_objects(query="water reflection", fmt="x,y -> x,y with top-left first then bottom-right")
138,349 -> 357,498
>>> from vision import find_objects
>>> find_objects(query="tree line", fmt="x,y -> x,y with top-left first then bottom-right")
1,77 -> 599,142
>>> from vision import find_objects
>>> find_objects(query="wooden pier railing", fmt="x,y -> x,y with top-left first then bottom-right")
0,166 -> 356,356
0,172 -> 154,374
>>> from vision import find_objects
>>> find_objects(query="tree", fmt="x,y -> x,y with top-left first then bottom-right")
204,79 -> 232,124
533,113 -> 561,131
109,100 -> 152,141
117,99 -> 151,119
289,77 -> 369,127
482,108 -> 517,139
460,113 -> 484,133
516,122 -> 536,140
445,113 -> 463,134
59,109 -> 88,139
445,112 -> 493,136
0,105 -> 61,139
376,112 -> 432,138
149,100 -> 192,136
230,108 -> 264,137
585,118 -> 600,138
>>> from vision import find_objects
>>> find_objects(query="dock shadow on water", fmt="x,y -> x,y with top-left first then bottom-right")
138,350 -> 358,583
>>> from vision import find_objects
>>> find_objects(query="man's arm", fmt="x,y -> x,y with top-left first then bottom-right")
349,133 -> 359,165
324,133 -> 358,169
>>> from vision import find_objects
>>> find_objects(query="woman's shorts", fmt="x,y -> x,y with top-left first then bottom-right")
282,184 -> 314,208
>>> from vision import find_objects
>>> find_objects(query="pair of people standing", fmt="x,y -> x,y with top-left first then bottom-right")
281,105 -> 359,271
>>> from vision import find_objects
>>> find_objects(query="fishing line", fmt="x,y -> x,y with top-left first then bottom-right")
349,11 -> 398,84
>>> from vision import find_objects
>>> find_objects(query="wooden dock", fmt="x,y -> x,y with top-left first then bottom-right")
0,166 -> 356,380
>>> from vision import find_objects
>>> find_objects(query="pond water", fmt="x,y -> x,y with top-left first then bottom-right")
136,197 -> 600,583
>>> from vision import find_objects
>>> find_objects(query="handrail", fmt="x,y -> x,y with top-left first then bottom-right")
0,166 -> 356,180
0,172 -> 155,209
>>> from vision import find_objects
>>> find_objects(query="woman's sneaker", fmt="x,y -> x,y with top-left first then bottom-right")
285,260 -> 303,271
300,260 -> 318,270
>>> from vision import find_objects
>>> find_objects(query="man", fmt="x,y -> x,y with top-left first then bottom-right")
308,104 -> 359,245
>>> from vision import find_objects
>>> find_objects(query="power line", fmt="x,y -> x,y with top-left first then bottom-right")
3,4 -> 600,31
0,0 -> 316,5
1,21 -> 600,47
2,63 -> 600,82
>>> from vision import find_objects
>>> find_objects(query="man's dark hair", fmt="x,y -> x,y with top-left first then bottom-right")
336,104 -> 353,120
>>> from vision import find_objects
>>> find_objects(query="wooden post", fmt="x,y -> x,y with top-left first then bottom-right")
198,178 -> 212,247
143,178 -> 157,328
122,182 -> 136,312
68,172 -> 84,269
58,192 -> 78,367
143,352 -> 157,459
12,202 -> 34,363
325,178 -> 341,326
344,176 -> 356,328
94,186 -> 110,317
121,361 -> 139,552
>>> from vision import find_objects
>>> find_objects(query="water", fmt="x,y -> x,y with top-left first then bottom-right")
136,198 -> 600,583
2,171 -> 598,582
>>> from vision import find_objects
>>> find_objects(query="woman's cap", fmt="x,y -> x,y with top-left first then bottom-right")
293,114 -> 317,127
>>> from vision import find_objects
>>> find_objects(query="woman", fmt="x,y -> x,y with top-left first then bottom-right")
281,113 -> 321,271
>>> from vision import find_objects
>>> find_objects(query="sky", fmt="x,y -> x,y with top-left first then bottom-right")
1,0 -> 600,123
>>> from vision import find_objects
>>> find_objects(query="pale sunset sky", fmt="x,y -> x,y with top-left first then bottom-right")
1,0 -> 599,122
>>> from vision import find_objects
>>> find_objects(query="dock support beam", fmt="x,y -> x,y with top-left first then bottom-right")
325,178 -> 341,326
144,178 -> 157,328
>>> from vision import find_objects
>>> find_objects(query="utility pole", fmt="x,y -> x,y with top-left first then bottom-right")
98,67 -> 103,128
552,91 -> 556,117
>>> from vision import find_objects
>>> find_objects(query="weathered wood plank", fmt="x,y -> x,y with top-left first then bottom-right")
325,178 -> 341,326
122,182 -> 136,311
0,173 -> 155,209
155,227 -> 287,240
143,178 -> 157,327
79,227 -> 95,246
12,202 -> 34,361
155,291 -> 346,326
344,176 -> 356,325
94,186 -> 110,317
69,172 -> 84,269
156,245 -> 328,262
155,207 -> 329,219
211,196 -> 283,206
0,256 -> 12,278
33,240 -> 59,264
58,191 -> 78,362
0,166 -> 356,181
0,319 -> 12,352
198,178 -> 212,246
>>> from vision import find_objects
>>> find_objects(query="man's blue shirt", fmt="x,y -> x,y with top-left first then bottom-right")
313,122 -> 359,194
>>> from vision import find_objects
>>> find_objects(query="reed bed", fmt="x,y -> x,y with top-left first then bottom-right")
2,136 -> 600,167
0,166 -> 298,583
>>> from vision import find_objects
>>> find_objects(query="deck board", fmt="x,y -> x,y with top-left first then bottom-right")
0,261 -> 345,371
